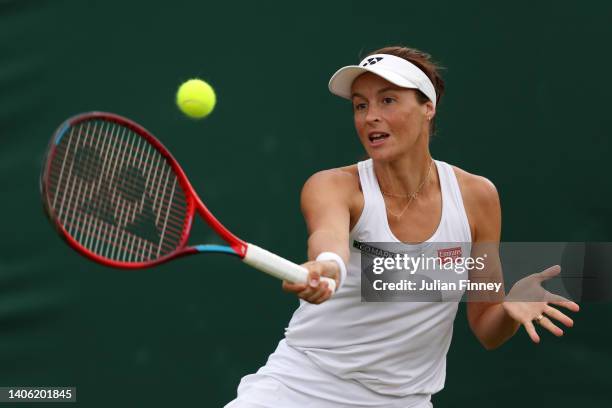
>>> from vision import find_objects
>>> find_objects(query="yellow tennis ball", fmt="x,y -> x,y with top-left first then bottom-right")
176,79 -> 216,119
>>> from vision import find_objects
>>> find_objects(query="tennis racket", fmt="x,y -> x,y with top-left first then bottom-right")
40,111 -> 336,292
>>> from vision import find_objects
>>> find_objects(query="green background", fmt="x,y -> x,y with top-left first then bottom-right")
1,0 -> 610,406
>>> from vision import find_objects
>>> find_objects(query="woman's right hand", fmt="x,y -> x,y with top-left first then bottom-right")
282,260 -> 340,304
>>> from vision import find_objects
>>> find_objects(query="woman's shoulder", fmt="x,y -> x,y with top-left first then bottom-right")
301,164 -> 362,210
448,163 -> 501,240
303,164 -> 360,192
448,163 -> 499,205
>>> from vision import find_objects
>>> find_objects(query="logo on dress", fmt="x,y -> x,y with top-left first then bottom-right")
437,247 -> 463,264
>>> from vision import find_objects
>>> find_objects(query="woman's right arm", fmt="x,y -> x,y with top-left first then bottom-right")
282,169 -> 353,304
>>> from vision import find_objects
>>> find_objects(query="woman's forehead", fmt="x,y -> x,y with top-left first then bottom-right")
351,73 -> 410,98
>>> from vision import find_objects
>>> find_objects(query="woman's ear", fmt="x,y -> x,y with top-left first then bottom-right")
424,101 -> 435,121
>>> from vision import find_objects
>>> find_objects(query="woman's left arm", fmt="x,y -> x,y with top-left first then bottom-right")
464,176 -> 579,349
465,176 -> 519,349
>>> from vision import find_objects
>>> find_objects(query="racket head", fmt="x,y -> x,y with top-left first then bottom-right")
41,111 -> 235,268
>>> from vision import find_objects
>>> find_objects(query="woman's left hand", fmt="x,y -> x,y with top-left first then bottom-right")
502,265 -> 580,343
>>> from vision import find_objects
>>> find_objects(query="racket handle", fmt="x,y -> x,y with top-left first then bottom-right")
243,244 -> 337,293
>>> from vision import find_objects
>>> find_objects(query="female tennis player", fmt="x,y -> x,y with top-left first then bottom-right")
225,46 -> 580,408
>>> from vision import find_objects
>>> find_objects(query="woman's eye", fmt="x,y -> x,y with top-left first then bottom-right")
354,103 -> 367,111
383,97 -> 395,104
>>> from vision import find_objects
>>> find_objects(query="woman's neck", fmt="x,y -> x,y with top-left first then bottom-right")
373,149 -> 435,197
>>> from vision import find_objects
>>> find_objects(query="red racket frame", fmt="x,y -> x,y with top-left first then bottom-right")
41,111 -> 248,269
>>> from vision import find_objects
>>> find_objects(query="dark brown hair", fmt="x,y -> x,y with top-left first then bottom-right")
365,46 -> 445,135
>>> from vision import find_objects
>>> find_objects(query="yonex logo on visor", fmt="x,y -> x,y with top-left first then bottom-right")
361,57 -> 383,67
328,53 -> 438,107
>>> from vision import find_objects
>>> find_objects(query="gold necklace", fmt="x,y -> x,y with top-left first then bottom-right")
380,160 -> 434,219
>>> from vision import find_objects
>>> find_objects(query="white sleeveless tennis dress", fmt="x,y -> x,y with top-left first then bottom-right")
225,159 -> 472,408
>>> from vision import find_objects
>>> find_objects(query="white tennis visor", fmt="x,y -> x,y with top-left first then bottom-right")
328,54 -> 437,107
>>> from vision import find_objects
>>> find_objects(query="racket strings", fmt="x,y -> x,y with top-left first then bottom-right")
47,119 -> 189,262
68,121 -> 184,260
52,126 -> 182,209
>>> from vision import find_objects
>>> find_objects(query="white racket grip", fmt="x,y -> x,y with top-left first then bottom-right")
243,244 -> 337,293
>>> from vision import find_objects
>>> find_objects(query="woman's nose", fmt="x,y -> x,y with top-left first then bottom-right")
365,106 -> 381,123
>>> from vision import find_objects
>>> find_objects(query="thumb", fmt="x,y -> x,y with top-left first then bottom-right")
308,269 -> 321,288
537,264 -> 561,281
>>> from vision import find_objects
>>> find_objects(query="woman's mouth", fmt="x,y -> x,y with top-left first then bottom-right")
368,132 -> 390,146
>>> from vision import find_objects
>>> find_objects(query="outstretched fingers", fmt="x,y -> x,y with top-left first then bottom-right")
523,320 -> 541,344
549,298 -> 580,312
538,316 -> 564,337
544,305 -> 574,327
